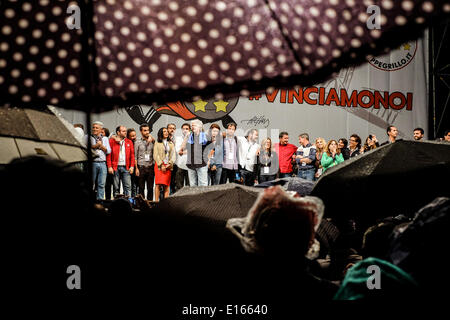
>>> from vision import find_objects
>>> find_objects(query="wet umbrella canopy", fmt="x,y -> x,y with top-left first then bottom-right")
1,0 -> 450,111
0,106 -> 87,163
311,140 -> 450,225
156,183 -> 261,230
388,197 -> 450,291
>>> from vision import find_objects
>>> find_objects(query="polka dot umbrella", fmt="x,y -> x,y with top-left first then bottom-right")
1,0 -> 450,112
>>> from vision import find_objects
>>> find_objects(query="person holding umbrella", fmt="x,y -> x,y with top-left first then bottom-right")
153,127 -> 175,201
321,140 -> 344,173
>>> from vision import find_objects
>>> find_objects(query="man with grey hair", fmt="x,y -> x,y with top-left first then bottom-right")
86,121 -> 111,200
181,119 -> 211,186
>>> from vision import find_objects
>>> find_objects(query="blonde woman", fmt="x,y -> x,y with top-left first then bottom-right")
321,140 -> 344,173
314,137 -> 326,179
153,127 -> 176,201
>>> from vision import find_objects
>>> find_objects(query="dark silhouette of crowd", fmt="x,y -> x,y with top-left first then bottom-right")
1,122 -> 449,305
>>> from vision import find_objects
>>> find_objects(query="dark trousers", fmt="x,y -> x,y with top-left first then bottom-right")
279,172 -> 293,178
208,165 -> 222,185
131,172 -> 139,197
259,174 -> 277,183
105,173 -> 114,200
240,168 -> 256,186
138,165 -> 155,201
221,168 -> 236,184
175,167 -> 190,191
170,164 -> 178,194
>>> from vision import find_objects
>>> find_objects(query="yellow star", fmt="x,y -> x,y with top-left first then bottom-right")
403,43 -> 411,50
214,100 -> 229,112
193,99 -> 208,112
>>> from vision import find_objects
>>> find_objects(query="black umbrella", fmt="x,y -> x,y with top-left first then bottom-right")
388,197 -> 450,292
255,176 -> 316,196
155,183 -> 260,231
311,140 -> 450,225
1,0 -> 449,111
0,105 -> 87,164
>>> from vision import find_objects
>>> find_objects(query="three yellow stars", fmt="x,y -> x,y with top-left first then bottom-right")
193,100 -> 229,112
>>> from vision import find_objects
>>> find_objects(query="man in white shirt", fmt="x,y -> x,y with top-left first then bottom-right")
237,129 -> 260,186
107,125 -> 135,197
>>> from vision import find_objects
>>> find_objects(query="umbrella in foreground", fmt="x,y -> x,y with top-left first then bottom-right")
255,176 -> 316,196
155,183 -> 261,231
1,0 -> 449,111
388,197 -> 450,292
0,105 -> 88,164
311,140 -> 450,225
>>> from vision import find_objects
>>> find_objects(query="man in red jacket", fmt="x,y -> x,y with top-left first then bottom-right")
274,131 -> 298,178
107,125 -> 135,197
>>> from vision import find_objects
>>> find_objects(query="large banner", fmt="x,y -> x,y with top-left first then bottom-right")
59,35 -> 428,144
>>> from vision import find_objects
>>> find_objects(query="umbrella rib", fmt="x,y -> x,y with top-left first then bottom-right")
48,143 -> 61,161
22,109 -> 41,142
0,134 -> 86,149
13,138 -> 22,158
79,0 -> 99,98
262,0 -> 306,73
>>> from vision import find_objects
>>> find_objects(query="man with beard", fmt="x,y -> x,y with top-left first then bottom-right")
135,123 -> 155,200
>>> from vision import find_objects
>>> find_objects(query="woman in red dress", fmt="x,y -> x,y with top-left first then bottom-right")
153,127 -> 175,201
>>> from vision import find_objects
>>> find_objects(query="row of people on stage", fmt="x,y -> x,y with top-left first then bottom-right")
74,121 -> 448,201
